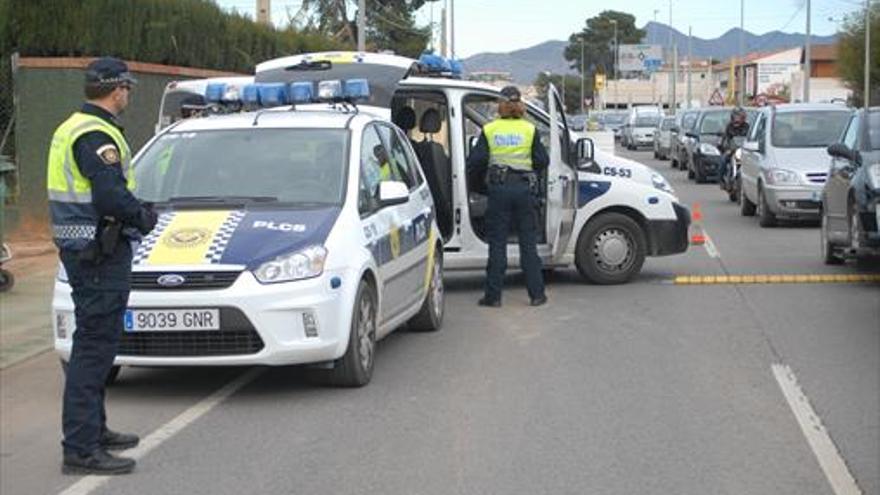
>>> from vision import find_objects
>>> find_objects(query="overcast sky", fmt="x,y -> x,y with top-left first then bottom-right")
215,0 -> 859,58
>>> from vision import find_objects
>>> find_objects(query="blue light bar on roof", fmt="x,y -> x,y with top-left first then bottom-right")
205,83 -> 227,103
257,83 -> 289,107
242,84 -> 260,106
344,79 -> 370,101
449,59 -> 463,78
289,82 -> 314,103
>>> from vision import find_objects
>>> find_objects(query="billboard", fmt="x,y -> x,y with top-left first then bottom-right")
618,44 -> 663,73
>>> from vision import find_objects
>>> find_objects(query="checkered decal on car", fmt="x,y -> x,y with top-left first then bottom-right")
133,212 -> 175,265
204,210 -> 246,263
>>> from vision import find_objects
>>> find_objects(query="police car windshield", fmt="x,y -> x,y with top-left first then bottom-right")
134,129 -> 348,206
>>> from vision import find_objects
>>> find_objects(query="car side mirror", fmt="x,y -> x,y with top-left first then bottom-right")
575,137 -> 595,167
378,181 -> 409,207
685,131 -> 697,139
743,141 -> 760,152
826,143 -> 855,161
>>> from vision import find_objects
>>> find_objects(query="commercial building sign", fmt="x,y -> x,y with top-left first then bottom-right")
619,45 -> 663,73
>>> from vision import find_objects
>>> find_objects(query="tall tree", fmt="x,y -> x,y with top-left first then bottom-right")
533,72 -> 593,114
296,0 -> 431,58
563,10 -> 645,79
837,3 -> 880,106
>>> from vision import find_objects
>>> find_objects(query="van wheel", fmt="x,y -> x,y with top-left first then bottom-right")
59,359 -> 121,386
821,212 -> 844,265
408,249 -> 444,332
757,184 -> 777,227
327,280 -> 376,387
740,185 -> 756,216
575,213 -> 646,285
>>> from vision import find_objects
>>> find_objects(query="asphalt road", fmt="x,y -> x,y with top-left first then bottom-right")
1,146 -> 877,495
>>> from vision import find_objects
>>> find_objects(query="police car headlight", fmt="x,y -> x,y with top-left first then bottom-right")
699,143 -> 721,156
253,245 -> 328,284
651,173 -> 673,194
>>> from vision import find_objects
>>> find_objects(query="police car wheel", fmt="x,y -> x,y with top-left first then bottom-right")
408,249 -> 444,332
327,280 -> 376,387
575,213 -> 647,285
59,359 -> 122,386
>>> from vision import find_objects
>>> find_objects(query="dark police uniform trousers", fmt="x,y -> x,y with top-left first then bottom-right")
484,173 -> 545,301
60,242 -> 132,455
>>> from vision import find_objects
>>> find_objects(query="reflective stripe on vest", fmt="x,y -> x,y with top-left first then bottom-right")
46,112 -> 135,247
484,118 -> 536,171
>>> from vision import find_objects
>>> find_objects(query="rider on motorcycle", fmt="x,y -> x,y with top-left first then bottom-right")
718,107 -> 750,183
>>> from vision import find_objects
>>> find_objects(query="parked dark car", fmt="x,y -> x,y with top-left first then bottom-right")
822,107 -> 880,266
672,109 -> 699,170
685,109 -> 731,183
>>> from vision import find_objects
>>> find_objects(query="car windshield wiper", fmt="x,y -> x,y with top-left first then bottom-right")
168,195 -> 278,204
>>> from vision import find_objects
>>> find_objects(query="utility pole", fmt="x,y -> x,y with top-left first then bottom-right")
866,0 -> 872,108
357,0 -> 366,52
668,0 -> 675,110
440,2 -> 447,57
449,0 -> 455,59
687,26 -> 693,108
739,0 -> 745,105
804,0 -> 811,102
612,19 -> 619,109
256,0 -> 271,25
672,45 -> 678,112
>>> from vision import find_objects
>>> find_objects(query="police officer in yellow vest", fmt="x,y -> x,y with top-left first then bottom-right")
467,86 -> 549,307
48,57 -> 157,475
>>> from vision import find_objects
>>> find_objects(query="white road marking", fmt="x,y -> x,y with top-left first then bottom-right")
703,232 -> 721,259
771,364 -> 863,495
58,367 -> 264,495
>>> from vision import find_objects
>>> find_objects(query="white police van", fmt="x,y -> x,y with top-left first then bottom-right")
54,79 -> 445,387
254,52 -> 690,284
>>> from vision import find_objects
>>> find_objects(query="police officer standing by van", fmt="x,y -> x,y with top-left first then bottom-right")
48,57 -> 157,475
467,86 -> 548,307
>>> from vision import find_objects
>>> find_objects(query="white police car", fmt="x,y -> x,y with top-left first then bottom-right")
254,52 -> 690,284
54,80 -> 444,387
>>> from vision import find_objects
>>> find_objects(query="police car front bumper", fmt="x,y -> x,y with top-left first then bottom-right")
647,202 -> 691,256
53,269 -> 359,367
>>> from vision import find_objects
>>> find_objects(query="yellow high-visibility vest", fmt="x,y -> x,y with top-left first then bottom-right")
483,118 -> 536,171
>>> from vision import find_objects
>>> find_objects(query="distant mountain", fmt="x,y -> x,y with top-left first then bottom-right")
461,40 -> 570,85
462,23 -> 838,85
641,22 -> 837,61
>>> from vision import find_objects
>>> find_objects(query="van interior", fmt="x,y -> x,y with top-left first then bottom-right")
392,91 -> 550,246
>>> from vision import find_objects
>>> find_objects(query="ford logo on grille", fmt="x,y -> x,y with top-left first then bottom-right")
157,274 -> 186,287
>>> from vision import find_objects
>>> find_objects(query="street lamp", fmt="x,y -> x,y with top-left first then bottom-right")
865,0 -> 871,109
580,35 -> 586,114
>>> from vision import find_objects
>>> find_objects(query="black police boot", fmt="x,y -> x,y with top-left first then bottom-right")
100,428 -> 140,451
529,295 -> 548,307
62,449 -> 136,475
478,297 -> 501,308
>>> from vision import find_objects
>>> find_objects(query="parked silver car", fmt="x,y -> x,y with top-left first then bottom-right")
672,110 -> 699,170
653,116 -> 675,160
740,103 -> 853,227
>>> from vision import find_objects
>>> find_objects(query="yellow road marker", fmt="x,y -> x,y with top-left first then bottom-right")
672,273 -> 880,285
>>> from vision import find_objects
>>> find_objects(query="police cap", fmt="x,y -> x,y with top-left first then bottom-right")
500,86 -> 522,102
85,57 -> 138,87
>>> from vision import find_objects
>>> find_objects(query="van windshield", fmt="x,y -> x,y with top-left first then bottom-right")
134,129 -> 348,205
771,111 -> 851,148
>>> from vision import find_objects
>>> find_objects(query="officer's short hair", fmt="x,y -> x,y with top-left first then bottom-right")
84,83 -> 118,100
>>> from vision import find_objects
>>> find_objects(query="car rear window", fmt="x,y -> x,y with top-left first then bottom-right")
771,111 -> 852,148
699,111 -> 731,135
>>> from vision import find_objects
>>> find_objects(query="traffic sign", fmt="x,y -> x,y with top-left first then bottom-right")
709,89 -> 725,106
